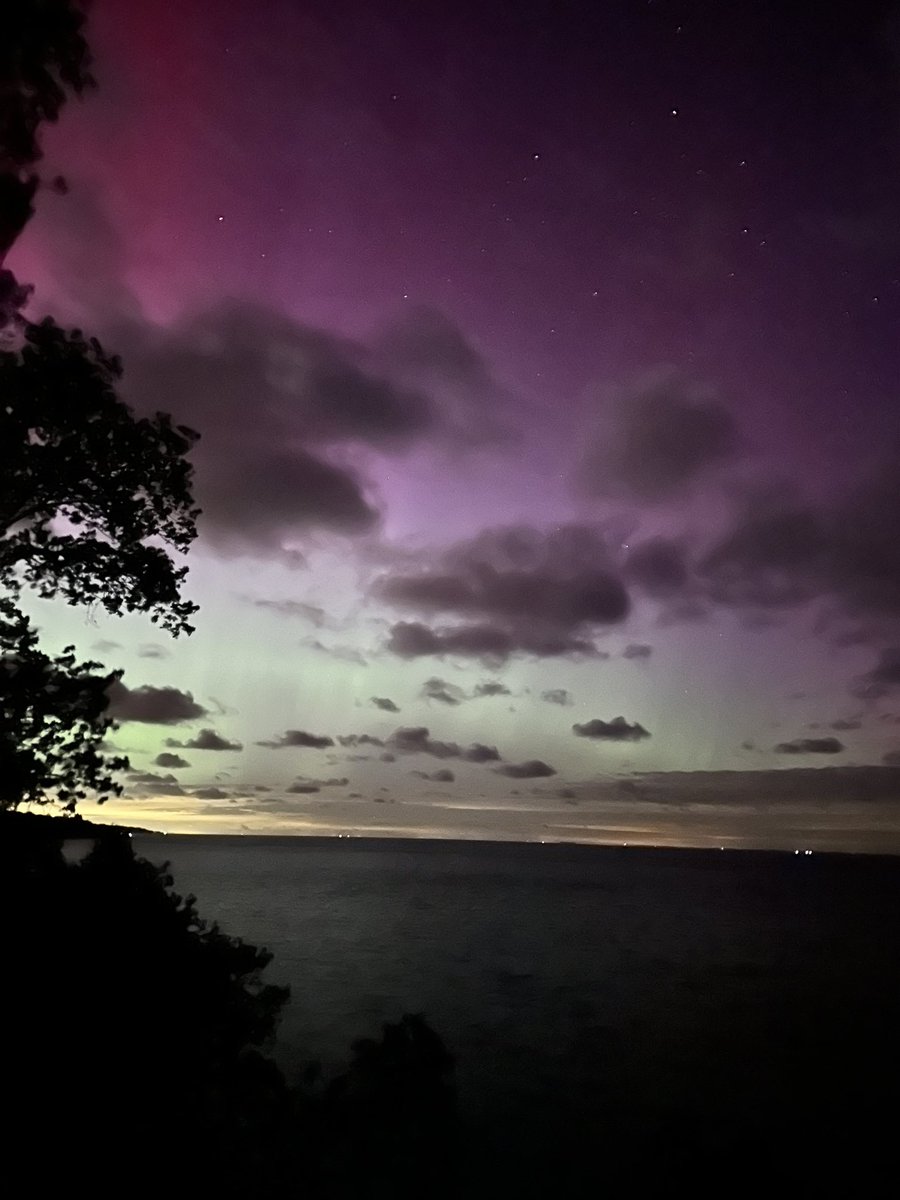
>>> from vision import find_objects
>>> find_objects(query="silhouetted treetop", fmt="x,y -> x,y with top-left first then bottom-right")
0,319 -> 200,636
0,0 -> 94,261
0,596 -> 126,810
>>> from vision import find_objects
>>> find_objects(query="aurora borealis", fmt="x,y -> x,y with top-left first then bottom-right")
12,0 -> 900,848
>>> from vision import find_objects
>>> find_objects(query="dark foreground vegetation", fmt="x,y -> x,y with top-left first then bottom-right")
1,813 -> 458,1197
4,814 -> 898,1199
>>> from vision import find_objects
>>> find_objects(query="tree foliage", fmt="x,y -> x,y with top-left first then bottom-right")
0,0 -> 94,261
0,319 -> 200,636
0,0 -> 200,810
0,595 -> 126,809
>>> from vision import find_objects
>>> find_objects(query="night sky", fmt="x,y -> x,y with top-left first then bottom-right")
13,0 -> 900,848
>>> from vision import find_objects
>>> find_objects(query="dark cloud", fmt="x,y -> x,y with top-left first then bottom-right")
851,649 -> 900,701
303,639 -> 369,666
573,717 -> 651,741
251,598 -> 326,625
387,726 -> 460,758
624,538 -> 690,598
460,743 -> 501,763
117,302 -> 516,561
883,751 -> 900,767
774,737 -> 845,755
380,752 -> 397,762
541,688 -> 573,706
164,728 -> 244,751
495,760 -> 557,778
581,373 -> 739,501
256,729 -> 335,749
137,644 -> 169,660
124,770 -> 185,796
830,718 -> 862,731
192,787 -> 230,800
604,766 -> 900,806
153,752 -> 190,769
91,639 -> 122,654
386,620 -> 598,665
623,643 -> 653,660
106,681 -> 207,725
380,524 -> 627,629
286,783 -> 321,794
374,306 -> 511,442
371,696 -> 400,712
701,502 -> 826,610
294,776 -> 349,788
117,302 -> 456,556
473,680 -> 511,697
361,725 -> 500,763
699,458 -> 900,625
421,676 -> 466,706
412,768 -> 456,783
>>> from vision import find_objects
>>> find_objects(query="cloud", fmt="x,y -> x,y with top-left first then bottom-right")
774,737 -> 845,755
251,598 -> 326,625
287,783 -> 321,794
106,681 -> 207,725
698,456 -> 900,626
374,306 -> 512,442
114,302 -> 514,563
91,639 -> 122,654
380,524 -> 628,627
153,752 -> 190,769
421,676 -> 466,706
191,787 -> 230,800
623,643 -> 653,659
541,688 -> 573,706
580,372 -> 739,501
256,729 -> 335,749
387,726 -> 460,758
883,751 -> 900,767
386,620 -> 599,665
460,743 -> 501,763
830,718 -> 862,731
371,696 -> 400,712
137,644 -> 169,659
573,717 -> 651,741
624,538 -> 690,598
364,725 -> 502,763
304,639 -> 369,666
124,770 -> 185,796
852,649 -> 900,701
164,728 -> 244,751
117,302 -> 466,556
495,760 -> 557,778
412,768 -> 456,783
473,680 -> 511,697
293,776 -> 349,788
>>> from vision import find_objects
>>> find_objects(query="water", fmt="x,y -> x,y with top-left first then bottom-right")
134,835 -> 900,1136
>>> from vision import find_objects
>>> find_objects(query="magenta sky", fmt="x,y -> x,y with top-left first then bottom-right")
12,0 -> 900,848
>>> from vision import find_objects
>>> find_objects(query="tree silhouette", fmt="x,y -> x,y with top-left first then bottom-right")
0,595 -> 126,809
0,0 -> 199,812
0,0 -> 94,262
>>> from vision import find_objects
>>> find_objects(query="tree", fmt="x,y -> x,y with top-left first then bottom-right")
0,0 -> 200,811
0,0 -> 95,262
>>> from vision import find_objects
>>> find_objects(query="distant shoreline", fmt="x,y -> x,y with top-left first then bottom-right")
130,830 -> 900,864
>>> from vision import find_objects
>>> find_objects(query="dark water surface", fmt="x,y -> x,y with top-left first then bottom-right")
135,835 -> 900,1146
